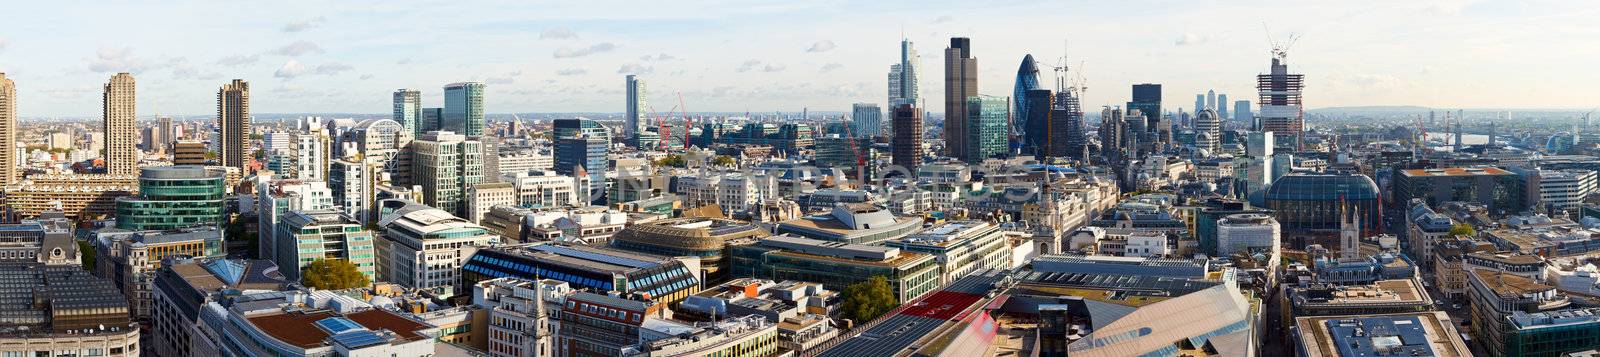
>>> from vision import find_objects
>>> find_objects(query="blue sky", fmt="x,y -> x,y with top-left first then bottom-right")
1,0 -> 1596,117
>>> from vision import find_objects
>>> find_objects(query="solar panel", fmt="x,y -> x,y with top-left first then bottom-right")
315,317 -> 367,334
330,331 -> 389,349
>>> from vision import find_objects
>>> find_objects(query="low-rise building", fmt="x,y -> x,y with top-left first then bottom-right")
202,290 -> 439,356
730,234 -> 941,303
884,220 -> 1013,284
471,277 -> 569,357
462,243 -> 703,306
151,258 -> 289,357
1468,269 -> 1572,356
774,204 -> 923,245
1502,308 -> 1600,356
0,264 -> 141,357
376,201 -> 498,298
1,173 -> 137,220
1287,279 -> 1432,317
95,226 -> 226,322
274,209 -> 377,283
610,217 -> 769,284
0,211 -> 80,265
1293,312 -> 1470,357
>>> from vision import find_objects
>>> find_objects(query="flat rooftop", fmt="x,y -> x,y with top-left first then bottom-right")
1472,269 -> 1555,296
1296,312 -> 1469,357
246,309 -> 430,349
1402,167 -> 1511,177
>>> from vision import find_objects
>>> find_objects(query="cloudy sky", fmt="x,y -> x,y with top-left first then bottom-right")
1,0 -> 1596,117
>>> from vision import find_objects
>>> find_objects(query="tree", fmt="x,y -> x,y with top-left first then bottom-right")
841,275 -> 898,324
712,155 -> 736,167
78,240 -> 96,271
1449,223 -> 1476,237
655,154 -> 687,168
301,258 -> 371,290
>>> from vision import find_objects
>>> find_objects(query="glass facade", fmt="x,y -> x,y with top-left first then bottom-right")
115,166 -> 227,230
461,248 -> 701,304
444,82 -> 485,136
965,95 -> 1009,163
1263,173 -> 1382,239
728,244 -> 942,303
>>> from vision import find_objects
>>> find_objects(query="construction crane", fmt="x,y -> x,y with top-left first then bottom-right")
678,92 -> 692,150
838,114 -> 866,187
1263,22 -> 1302,62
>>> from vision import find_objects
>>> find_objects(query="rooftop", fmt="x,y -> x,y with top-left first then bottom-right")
246,308 -> 431,349
1402,167 -> 1512,177
1472,269 -> 1556,297
1296,312 -> 1469,357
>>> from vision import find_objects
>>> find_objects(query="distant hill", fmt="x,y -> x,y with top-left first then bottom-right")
1307,106 -> 1433,114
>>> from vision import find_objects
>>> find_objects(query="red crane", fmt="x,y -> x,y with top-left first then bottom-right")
678,92 -> 691,150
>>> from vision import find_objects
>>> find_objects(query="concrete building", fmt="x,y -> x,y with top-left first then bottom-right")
466,182 -> 516,224
329,158 -> 375,225
0,212 -> 80,266
1467,269 -> 1571,356
0,73 -> 15,187
1,174 -> 137,220
0,264 -> 140,357
1287,279 -> 1432,317
890,104 -> 923,171
851,103 -> 882,137
256,178 -> 335,260
610,217 -> 769,284
943,37 -> 977,159
151,258 -> 289,357
412,131 -> 484,217
218,79 -> 250,169
885,220 -> 1012,284
1406,201 -> 1454,270
202,290 -> 439,357
775,204 -> 923,245
95,226 -> 226,322
503,170 -> 578,209
103,73 -> 138,176
1216,213 -> 1280,256
1257,54 -> 1305,147
375,201 -> 498,297
1394,167 -> 1526,215
273,210 -> 376,282
173,140 -> 208,166
1530,168 -> 1597,214
1293,312 -> 1470,357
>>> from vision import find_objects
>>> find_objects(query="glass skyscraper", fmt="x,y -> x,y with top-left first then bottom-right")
965,95 -> 1008,163
1013,54 -> 1042,136
1128,84 -> 1162,131
1022,89 -> 1053,159
554,118 -> 609,203
851,103 -> 882,137
393,89 -> 422,135
444,82 -> 485,136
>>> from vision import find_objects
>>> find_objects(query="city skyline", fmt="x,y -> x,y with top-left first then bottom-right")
0,1 -> 1596,117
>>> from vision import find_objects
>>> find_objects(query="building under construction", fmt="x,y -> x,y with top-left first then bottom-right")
1257,56 -> 1305,149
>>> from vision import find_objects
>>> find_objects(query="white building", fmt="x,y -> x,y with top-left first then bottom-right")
256,177 -> 336,261
1536,169 -> 1597,213
466,182 -> 517,224
885,220 -> 1013,284
497,151 -> 555,175
1217,213 -> 1281,256
503,170 -> 578,209
376,201 -> 499,297
200,290 -> 438,357
1123,231 -> 1171,258
471,278 -> 571,357
330,158 -> 375,225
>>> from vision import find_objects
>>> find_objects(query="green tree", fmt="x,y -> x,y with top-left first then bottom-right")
1449,223 -> 1476,237
78,240 -> 96,271
655,154 -> 687,168
300,258 -> 371,290
712,155 -> 736,167
841,275 -> 898,324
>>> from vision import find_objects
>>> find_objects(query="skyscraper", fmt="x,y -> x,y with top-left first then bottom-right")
1195,109 -> 1221,152
851,103 -> 882,137
553,119 -> 609,204
943,37 -> 977,158
1233,100 -> 1252,125
422,107 -> 443,133
0,73 -> 15,186
1022,89 -> 1053,159
965,95 -> 1008,163
891,104 -> 922,171
1013,54 -> 1042,135
394,89 -> 422,135
624,75 -> 647,141
157,116 -> 173,153
1217,93 -> 1229,119
1053,90 -> 1087,161
1194,94 -> 1205,119
887,38 -> 920,107
1258,56 -> 1305,148
1098,107 -> 1127,165
444,82 -> 486,137
1205,90 -> 1216,110
103,73 -> 137,176
1128,84 -> 1162,131
412,131 -> 484,217
218,79 -> 250,169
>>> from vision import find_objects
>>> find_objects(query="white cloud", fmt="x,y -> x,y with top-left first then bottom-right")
283,16 -> 326,32
540,28 -> 578,40
275,60 -> 307,78
314,62 -> 353,75
553,43 -> 617,58
736,59 -> 784,73
640,53 -> 677,62
1175,33 -> 1211,46
806,40 -> 836,53
932,15 -> 954,23
617,63 -> 653,75
215,54 -> 260,66
272,41 -> 324,56
820,63 -> 843,72
557,68 -> 588,76
0,37 -> 8,52
360,74 -> 375,80
87,47 -> 152,73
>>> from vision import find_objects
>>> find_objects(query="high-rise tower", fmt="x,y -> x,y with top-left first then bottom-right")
624,75 -> 647,141
888,38 -> 920,108
0,73 -> 15,186
891,104 -> 923,171
1013,54 -> 1042,136
1217,93 -> 1229,119
943,37 -> 977,159
1128,84 -> 1162,131
218,79 -> 251,169
1258,56 -> 1306,148
1205,90 -> 1216,110
104,73 -> 137,176
1195,109 -> 1222,152
394,89 -> 422,135
444,82 -> 485,137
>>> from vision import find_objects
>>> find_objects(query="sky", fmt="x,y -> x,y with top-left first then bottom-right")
1,0 -> 1597,117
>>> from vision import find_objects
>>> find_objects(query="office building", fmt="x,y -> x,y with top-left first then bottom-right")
471,277 -> 565,357
1,174 -> 137,220
964,95 -> 1007,162
1526,168 -> 1597,213
1394,167 -> 1527,214
0,73 -> 15,186
1013,54 -> 1042,133
1217,93 -> 1228,118
1501,308 -> 1600,356
273,209 -> 377,282
393,88 -> 422,134
730,234 -> 941,303
1128,83 -> 1162,131
553,118 -> 608,198
503,170 -> 579,209
816,270 -> 1009,357
1020,88 -> 1053,159
775,204 -> 923,245
610,217 -> 770,284
466,182 -> 516,224
171,140 -> 207,165
888,38 -> 920,107
891,104 -> 922,171
462,243 -> 704,305
0,264 -> 140,357
329,158 -> 374,224
412,131 -> 484,217
151,258 -> 288,357
218,79 -> 250,169
851,103 -> 882,137
1054,89 -> 1088,161
376,201 -> 498,297
444,82 -> 486,136
0,212 -> 79,266
1194,108 -> 1221,152
1258,55 -> 1305,147
1287,279 -> 1432,317
256,178 -> 336,260
1293,312 -> 1470,357
1468,269 -> 1572,356
94,226 -> 226,321
1406,201 -> 1455,269
421,107 -> 443,133
1216,213 -> 1280,256
1021,266 -> 1257,357
885,220 -> 1012,284
114,166 -> 227,230
624,74 -> 647,142
103,73 -> 137,176
204,290 -> 438,356
943,37 -> 977,158
1098,107 -> 1129,164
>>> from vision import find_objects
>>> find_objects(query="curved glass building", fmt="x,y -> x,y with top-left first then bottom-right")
1263,173 -> 1383,241
1013,54 -> 1042,137
115,166 -> 227,230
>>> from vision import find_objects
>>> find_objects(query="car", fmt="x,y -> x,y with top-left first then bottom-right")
1452,304 -> 1461,309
